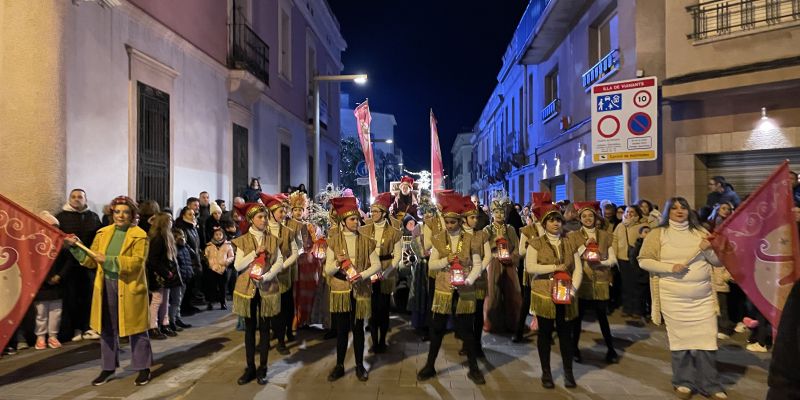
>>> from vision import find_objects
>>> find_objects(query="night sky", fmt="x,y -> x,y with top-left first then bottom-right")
328,1 -> 529,174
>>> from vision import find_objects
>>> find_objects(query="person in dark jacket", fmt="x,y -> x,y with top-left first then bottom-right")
767,277 -> 800,398
33,212 -> 71,350
242,178 -> 262,203
55,188 -> 102,342
171,228 -> 194,329
175,206 -> 205,313
146,213 -> 182,340
471,195 -> 490,231
706,176 -> 741,208
137,200 -> 160,235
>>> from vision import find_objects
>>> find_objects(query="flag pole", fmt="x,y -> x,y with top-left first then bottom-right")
73,241 -> 99,259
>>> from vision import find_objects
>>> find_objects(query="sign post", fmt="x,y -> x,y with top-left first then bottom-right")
591,77 -> 659,204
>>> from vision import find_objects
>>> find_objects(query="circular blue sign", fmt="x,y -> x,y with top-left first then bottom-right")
356,161 -> 368,177
627,112 -> 652,136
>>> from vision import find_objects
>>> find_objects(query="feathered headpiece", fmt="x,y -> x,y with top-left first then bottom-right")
417,188 -> 436,216
489,189 -> 511,212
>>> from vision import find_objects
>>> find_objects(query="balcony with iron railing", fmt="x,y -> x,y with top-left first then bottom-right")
582,49 -> 620,90
229,7 -> 270,85
687,0 -> 800,41
541,98 -> 560,122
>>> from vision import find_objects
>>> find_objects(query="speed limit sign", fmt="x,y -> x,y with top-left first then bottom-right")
633,90 -> 652,108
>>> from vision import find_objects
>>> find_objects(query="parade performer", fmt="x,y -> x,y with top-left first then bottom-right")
260,193 -> 298,355
525,204 -> 582,389
460,195 -> 492,357
360,192 -> 403,353
422,189 -> 455,336
483,191 -> 521,333
230,203 -> 284,385
515,192 -> 549,342
285,191 -> 320,330
566,201 -> 619,364
391,176 -> 419,222
324,196 -> 382,382
64,196 -> 154,386
416,194 -> 486,384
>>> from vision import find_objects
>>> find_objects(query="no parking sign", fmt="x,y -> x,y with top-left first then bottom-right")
591,77 -> 658,163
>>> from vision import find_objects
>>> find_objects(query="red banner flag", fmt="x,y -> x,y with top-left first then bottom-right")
354,100 -> 378,200
711,161 -> 800,331
430,109 -> 444,191
0,194 -> 66,351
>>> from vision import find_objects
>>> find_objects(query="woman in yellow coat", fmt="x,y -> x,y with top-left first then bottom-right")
65,196 -> 152,387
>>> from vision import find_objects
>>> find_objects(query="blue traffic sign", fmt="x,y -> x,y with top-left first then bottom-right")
356,161 -> 368,177
627,112 -> 652,136
596,93 -> 622,112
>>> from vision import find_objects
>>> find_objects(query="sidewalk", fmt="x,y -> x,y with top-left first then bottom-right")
0,310 -> 770,399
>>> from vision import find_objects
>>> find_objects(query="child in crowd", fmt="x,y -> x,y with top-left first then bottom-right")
33,211 -> 71,350
172,228 -> 194,329
204,227 -> 234,310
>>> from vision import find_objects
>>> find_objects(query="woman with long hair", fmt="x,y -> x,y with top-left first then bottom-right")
613,205 -> 647,321
146,213 -> 181,339
638,197 -> 726,400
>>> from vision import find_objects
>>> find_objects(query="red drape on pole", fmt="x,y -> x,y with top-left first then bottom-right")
430,109 -> 444,191
0,194 -> 66,351
711,161 -> 800,332
354,100 -> 378,200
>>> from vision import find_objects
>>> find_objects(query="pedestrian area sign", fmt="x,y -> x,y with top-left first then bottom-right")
591,77 -> 658,163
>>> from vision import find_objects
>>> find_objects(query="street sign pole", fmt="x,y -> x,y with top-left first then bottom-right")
623,161 -> 631,205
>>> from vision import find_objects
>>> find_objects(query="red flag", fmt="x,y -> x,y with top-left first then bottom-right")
431,109 -> 444,191
0,194 -> 66,351
354,100 -> 378,200
711,161 -> 800,331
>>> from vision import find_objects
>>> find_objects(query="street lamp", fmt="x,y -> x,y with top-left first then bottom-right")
313,73 -> 368,195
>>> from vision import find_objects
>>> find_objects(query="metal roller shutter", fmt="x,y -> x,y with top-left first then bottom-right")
586,164 -> 624,206
700,148 -> 800,199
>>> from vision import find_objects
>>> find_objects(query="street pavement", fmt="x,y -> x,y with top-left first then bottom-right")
0,308 -> 770,400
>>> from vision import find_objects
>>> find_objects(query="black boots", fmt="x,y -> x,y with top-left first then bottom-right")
237,368 -> 257,385
416,364 -> 437,381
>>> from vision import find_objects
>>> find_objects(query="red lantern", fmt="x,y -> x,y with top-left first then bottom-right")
249,264 -> 264,281
312,238 -> 328,260
340,259 -> 360,282
496,237 -> 512,264
450,256 -> 466,287
550,271 -> 573,304
583,241 -> 600,262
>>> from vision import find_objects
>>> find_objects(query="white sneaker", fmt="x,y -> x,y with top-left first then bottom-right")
72,330 -> 84,342
17,341 -> 29,350
82,330 -> 101,340
734,322 -> 746,333
746,342 -> 768,353
717,332 -> 730,340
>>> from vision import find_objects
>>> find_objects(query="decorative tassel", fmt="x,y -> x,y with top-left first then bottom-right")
278,270 -> 292,294
530,290 -> 555,319
455,297 -> 476,314
380,277 -> 397,295
233,292 -> 252,318
431,290 -> 453,315
355,297 -> 371,320
475,288 -> 486,300
593,281 -> 610,301
329,290 -> 351,313
260,292 -> 281,318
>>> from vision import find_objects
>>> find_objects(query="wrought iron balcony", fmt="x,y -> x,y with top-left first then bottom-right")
541,98 -> 560,122
229,20 -> 270,85
687,0 -> 800,41
582,49 -> 620,89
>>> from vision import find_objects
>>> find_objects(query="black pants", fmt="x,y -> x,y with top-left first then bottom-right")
536,305 -> 574,375
425,276 -> 436,331
472,299 -> 485,351
181,275 -> 201,311
207,269 -> 230,305
516,287 -> 531,337
717,292 -> 735,335
573,299 -> 614,353
243,291 -> 272,370
619,260 -> 645,316
426,292 -> 479,371
333,297 -> 365,367
61,267 -> 94,339
370,282 -> 391,347
274,288 -> 294,344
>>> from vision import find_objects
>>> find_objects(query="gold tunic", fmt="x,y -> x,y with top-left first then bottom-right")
430,230 -> 476,315
328,232 -> 377,319
424,214 -> 444,279
469,229 -> 489,300
359,222 -> 402,294
529,235 -> 578,320
231,233 -> 281,318
566,228 -> 613,301
273,223 -> 296,294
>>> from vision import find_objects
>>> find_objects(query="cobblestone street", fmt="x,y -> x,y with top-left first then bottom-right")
0,309 -> 769,399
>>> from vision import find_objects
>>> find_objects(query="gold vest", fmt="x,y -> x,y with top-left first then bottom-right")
468,229 -> 489,299
430,229 -> 476,315
528,235 -> 578,320
272,223 -> 296,293
328,231 -> 377,319
360,221 -> 402,294
567,228 -> 613,300
230,232 -> 281,318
